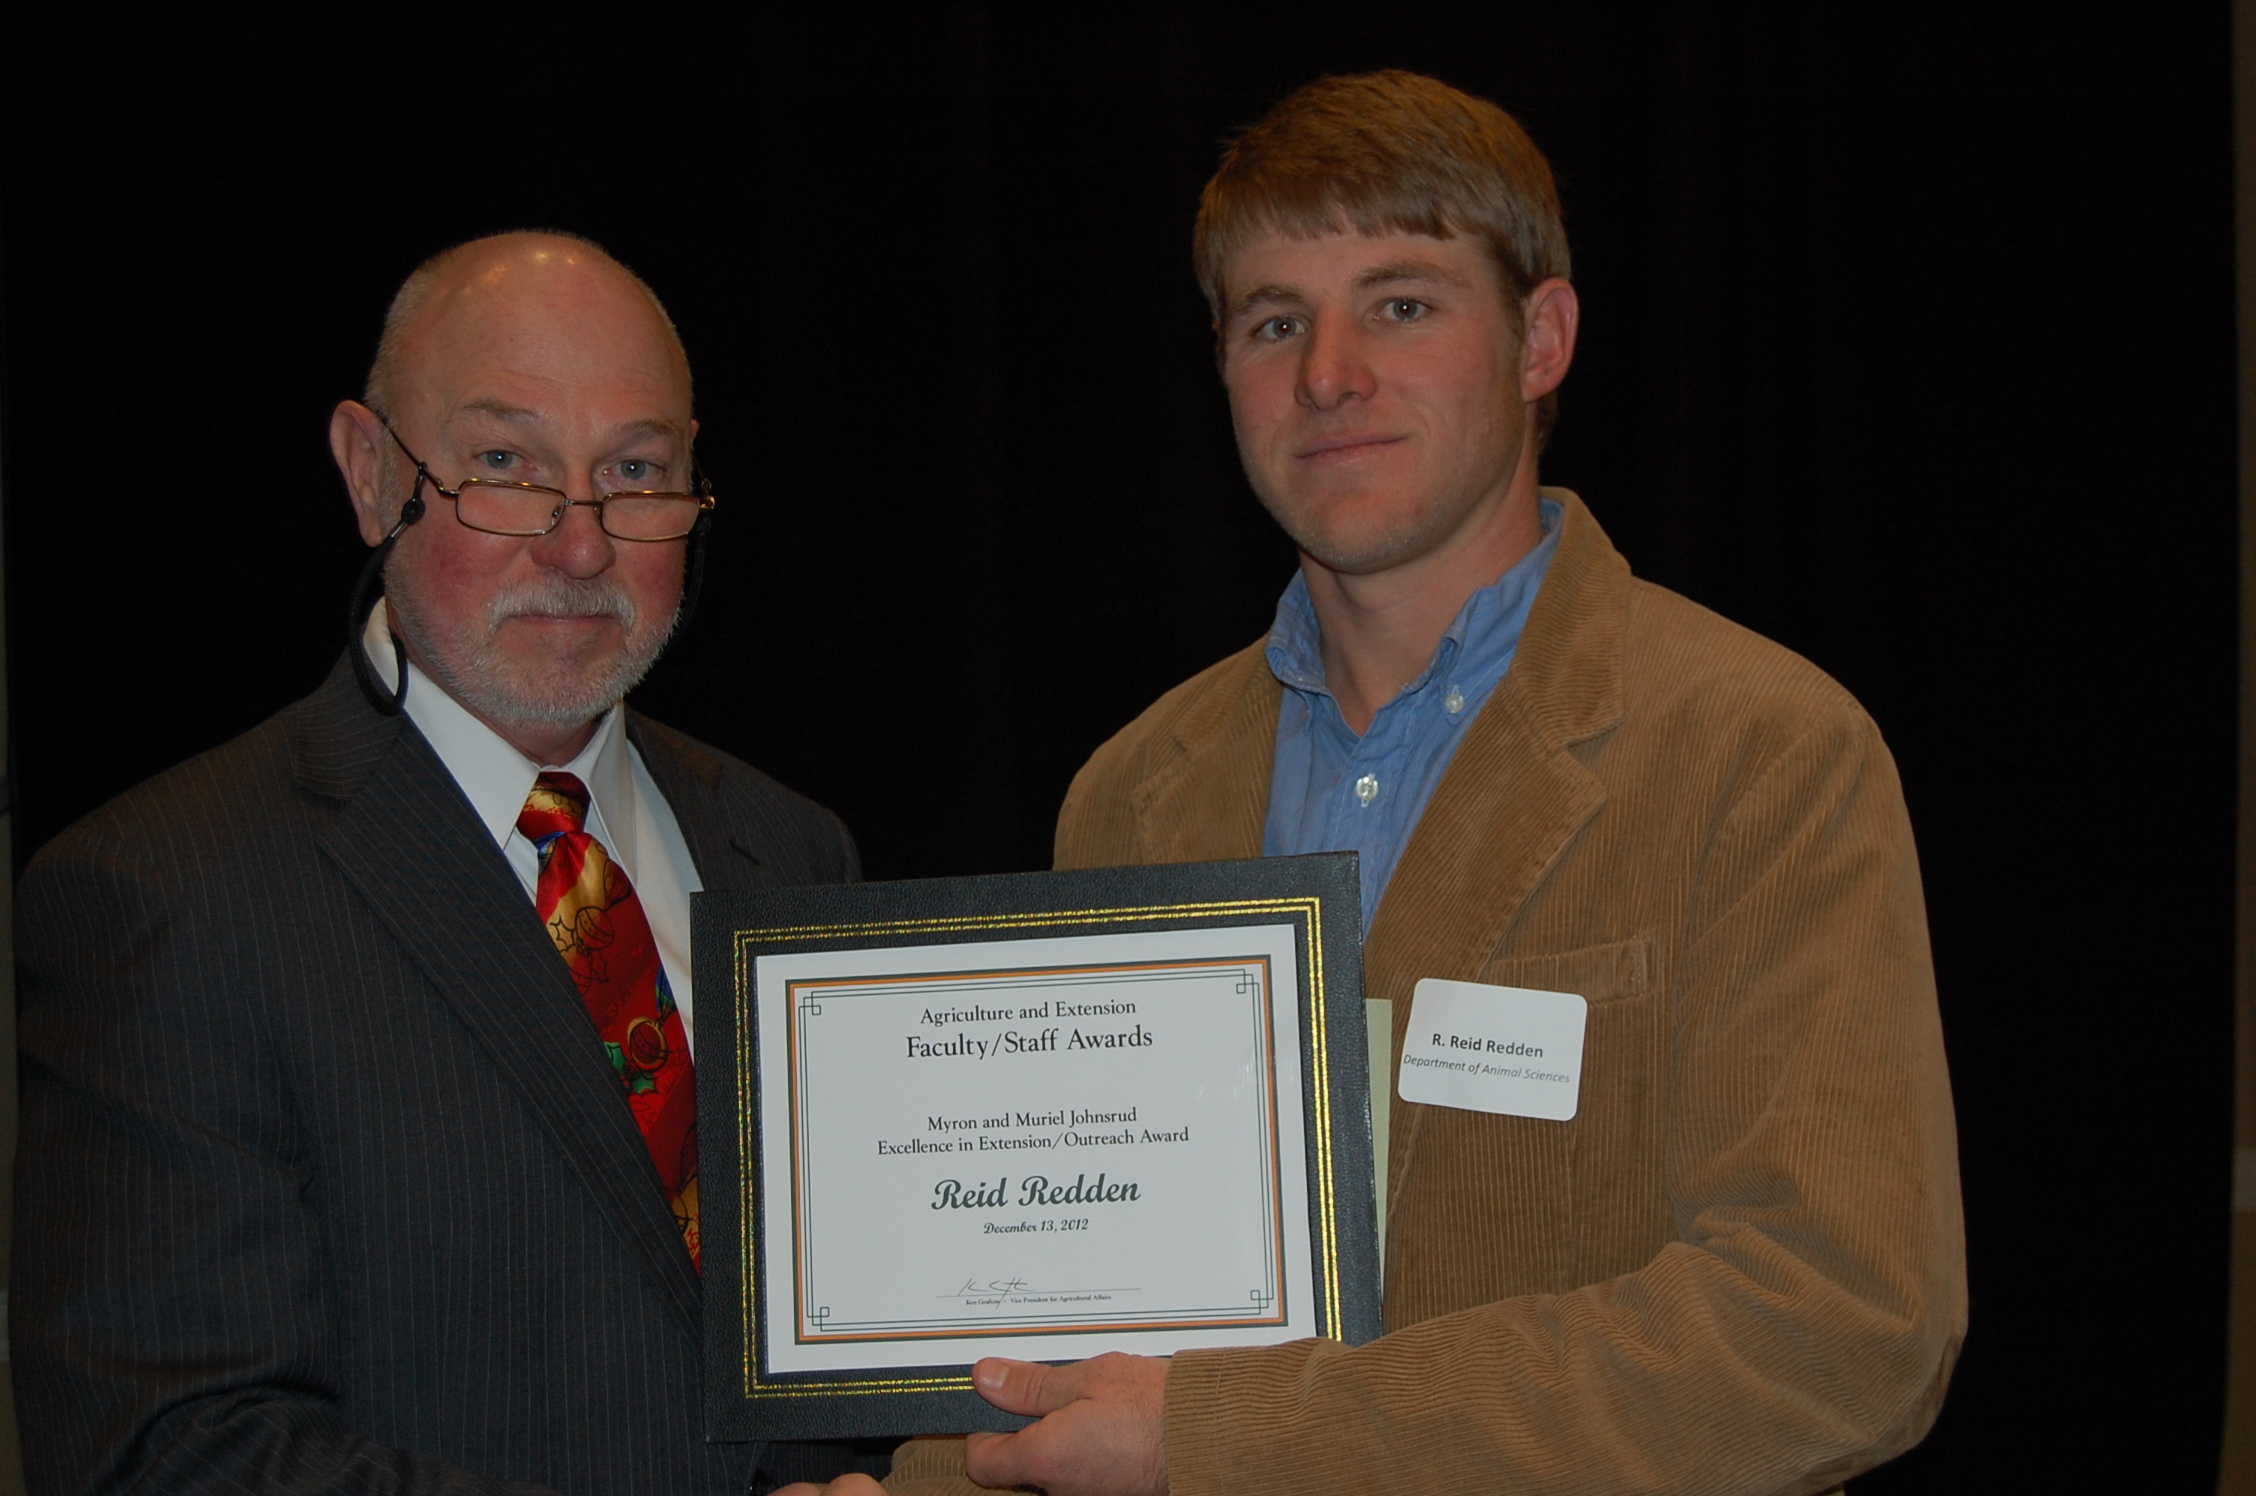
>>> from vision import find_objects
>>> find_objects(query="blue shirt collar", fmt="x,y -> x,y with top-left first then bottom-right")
1265,497 -> 1563,714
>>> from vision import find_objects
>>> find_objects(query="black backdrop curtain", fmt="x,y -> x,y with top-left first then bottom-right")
0,5 -> 2234,1489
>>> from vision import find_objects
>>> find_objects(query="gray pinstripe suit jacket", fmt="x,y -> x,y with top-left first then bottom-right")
13,654 -> 890,1494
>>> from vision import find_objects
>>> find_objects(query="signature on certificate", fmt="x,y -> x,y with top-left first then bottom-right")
941,1275 -> 1141,1299
947,1275 -> 1032,1298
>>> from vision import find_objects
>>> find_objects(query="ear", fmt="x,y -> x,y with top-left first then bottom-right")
330,400 -> 397,547
1518,278 -> 1580,403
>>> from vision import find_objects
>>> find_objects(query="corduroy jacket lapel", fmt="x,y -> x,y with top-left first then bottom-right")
1119,652 -> 1278,864
1364,491 -> 1629,991
1113,490 -> 1628,922
1362,493 -> 1629,1212
1103,493 -> 1633,1220
293,657 -> 704,1343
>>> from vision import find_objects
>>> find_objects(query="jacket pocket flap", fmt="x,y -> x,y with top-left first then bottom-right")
1475,937 -> 1650,1006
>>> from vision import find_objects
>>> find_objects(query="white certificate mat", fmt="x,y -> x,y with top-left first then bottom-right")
755,923 -> 1316,1372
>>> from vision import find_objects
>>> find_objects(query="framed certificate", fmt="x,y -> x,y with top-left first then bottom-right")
695,853 -> 1378,1440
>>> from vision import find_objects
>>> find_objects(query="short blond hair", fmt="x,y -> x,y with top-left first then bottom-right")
1194,71 -> 1571,437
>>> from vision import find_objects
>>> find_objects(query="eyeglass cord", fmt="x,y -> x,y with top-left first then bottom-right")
346,483 -> 427,717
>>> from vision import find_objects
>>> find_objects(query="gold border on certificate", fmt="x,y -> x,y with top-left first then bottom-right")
729,896 -> 1343,1406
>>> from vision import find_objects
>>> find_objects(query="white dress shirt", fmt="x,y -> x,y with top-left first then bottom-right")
362,601 -> 705,1056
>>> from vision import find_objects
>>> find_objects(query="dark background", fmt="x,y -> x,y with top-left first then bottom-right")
0,5 -> 2235,1489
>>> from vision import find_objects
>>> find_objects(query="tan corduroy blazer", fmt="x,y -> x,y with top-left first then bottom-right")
890,490 -> 1964,1496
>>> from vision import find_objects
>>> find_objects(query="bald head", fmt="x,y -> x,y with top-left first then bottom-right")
364,231 -> 691,421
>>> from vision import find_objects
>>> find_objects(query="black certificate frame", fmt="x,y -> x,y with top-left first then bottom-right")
695,853 -> 1379,1442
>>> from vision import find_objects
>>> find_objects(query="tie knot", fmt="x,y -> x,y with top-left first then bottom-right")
518,771 -> 591,841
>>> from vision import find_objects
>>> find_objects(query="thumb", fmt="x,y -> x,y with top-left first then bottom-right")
974,1356 -> 1076,1416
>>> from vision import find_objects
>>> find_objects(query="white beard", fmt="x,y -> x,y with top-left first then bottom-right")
385,566 -> 676,730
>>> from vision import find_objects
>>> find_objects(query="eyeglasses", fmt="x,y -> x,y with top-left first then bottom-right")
377,416 -> 716,542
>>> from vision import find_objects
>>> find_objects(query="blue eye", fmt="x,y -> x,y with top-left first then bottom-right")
1384,298 -> 1427,322
616,459 -> 653,483
477,450 -> 519,472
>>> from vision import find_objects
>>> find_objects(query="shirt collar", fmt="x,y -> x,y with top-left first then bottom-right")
1265,497 -> 1562,705
1264,573 -> 1330,695
361,599 -> 633,860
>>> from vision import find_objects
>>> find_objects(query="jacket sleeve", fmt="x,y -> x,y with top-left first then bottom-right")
11,829 -> 555,1496
1150,709 -> 1964,1495
880,1439 -> 985,1495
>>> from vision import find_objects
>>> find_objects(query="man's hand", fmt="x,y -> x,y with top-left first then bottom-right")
963,1353 -> 1169,1496
771,1477 -> 886,1496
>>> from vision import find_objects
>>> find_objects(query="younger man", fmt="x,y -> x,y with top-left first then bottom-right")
898,70 -> 1965,1496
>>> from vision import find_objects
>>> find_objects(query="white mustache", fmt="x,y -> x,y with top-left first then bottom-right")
485,577 -> 639,632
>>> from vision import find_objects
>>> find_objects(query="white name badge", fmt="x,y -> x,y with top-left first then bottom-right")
1399,978 -> 1587,1120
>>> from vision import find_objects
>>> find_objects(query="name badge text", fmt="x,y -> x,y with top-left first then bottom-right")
1398,978 -> 1587,1121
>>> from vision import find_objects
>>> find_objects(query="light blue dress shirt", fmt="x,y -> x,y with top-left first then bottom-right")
1263,499 -> 1563,936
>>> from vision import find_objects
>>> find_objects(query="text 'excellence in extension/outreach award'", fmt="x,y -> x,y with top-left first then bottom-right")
694,854 -> 1381,1440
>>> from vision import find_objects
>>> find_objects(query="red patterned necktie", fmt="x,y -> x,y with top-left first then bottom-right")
517,772 -> 699,1270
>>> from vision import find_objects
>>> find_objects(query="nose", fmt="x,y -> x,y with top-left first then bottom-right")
528,481 -> 619,579
1296,311 -> 1376,412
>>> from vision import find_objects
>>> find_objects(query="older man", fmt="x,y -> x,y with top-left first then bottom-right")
13,233 -> 885,1493
871,71 -> 1965,1496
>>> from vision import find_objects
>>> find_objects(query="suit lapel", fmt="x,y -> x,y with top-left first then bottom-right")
1363,492 -> 1632,1211
299,666 -> 704,1341
1122,492 -> 1631,939
1125,646 -> 1278,863
626,714 -> 768,894
1364,491 -> 1630,995
1365,702 -> 1610,1004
